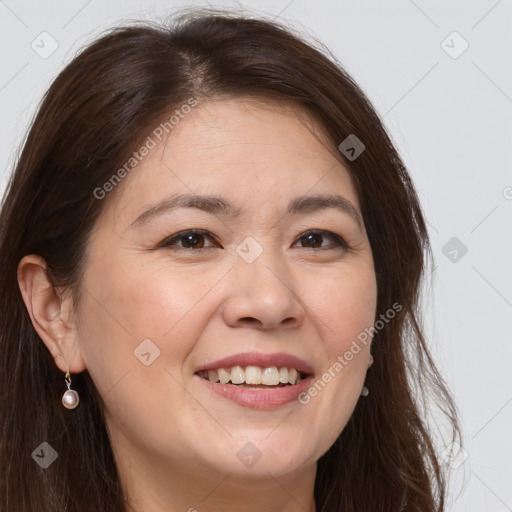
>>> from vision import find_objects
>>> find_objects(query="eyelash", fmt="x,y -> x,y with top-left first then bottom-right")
158,229 -> 349,251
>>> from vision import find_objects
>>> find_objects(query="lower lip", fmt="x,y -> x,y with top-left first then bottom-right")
195,374 -> 314,410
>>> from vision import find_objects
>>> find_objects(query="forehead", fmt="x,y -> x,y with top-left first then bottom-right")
106,97 -> 359,225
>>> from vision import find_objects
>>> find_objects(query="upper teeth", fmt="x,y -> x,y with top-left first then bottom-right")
200,366 -> 303,385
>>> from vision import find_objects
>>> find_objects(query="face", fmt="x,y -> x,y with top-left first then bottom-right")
75,97 -> 377,491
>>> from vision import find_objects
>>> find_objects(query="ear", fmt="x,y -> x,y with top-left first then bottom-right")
17,254 -> 86,374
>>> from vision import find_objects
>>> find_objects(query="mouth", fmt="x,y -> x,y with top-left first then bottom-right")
193,352 -> 314,409
195,365 -> 308,389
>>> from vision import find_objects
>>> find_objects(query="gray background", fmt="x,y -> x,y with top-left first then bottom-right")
1,1 -> 511,509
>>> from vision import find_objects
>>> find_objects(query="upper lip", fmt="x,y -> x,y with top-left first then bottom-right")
195,352 -> 314,376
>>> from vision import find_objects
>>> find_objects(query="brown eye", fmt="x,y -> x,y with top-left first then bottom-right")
160,230 -> 219,250
294,230 -> 348,250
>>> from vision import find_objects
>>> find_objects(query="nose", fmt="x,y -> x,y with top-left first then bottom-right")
222,253 -> 305,330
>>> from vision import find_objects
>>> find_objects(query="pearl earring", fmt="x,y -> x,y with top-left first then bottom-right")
361,353 -> 374,397
62,370 -> 79,409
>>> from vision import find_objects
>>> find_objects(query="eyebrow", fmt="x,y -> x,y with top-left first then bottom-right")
130,193 -> 363,230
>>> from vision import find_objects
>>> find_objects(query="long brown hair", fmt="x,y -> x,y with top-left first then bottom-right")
0,8 -> 460,511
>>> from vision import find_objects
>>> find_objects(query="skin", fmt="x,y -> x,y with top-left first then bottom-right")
18,97 -> 377,512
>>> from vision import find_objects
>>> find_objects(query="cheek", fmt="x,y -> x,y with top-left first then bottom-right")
292,268 -> 376,458
76,259 -> 226,389
75,261 -> 215,447
303,263 -> 377,353
83,255 -> 212,333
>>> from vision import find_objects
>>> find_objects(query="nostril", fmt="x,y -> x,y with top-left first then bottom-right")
240,317 -> 261,324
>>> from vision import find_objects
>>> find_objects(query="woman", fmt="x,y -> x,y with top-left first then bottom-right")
0,9 -> 460,512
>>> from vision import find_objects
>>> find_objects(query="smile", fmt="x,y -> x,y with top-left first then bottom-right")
196,365 -> 306,387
